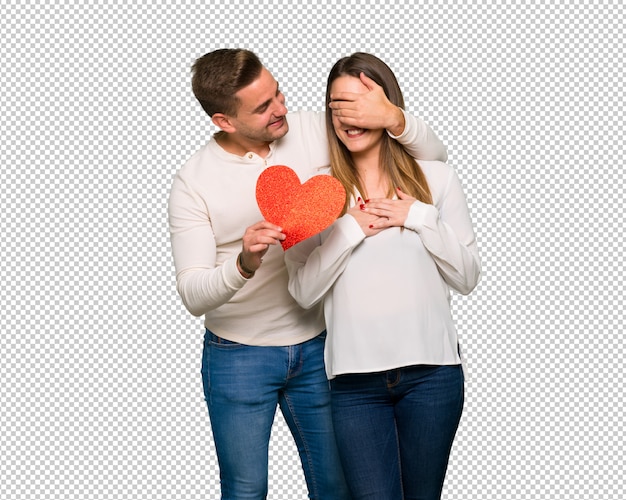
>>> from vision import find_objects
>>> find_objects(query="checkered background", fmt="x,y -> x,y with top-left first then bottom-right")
1,1 -> 623,499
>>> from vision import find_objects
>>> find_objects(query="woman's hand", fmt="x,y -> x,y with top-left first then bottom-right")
360,188 -> 416,229
347,200 -> 387,237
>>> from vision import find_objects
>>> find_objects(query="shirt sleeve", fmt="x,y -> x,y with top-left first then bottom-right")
405,168 -> 481,295
285,214 -> 366,309
168,173 -> 248,317
390,109 -> 448,162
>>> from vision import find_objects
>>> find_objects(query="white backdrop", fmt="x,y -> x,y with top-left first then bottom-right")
1,1 -> 623,499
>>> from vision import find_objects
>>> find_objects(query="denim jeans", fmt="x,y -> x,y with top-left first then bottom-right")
201,329 -> 350,500
330,364 -> 464,500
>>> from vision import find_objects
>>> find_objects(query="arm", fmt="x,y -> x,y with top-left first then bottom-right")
329,73 -> 448,162
168,174 -> 248,317
285,211 -> 372,309
406,170 -> 481,294
390,109 -> 448,163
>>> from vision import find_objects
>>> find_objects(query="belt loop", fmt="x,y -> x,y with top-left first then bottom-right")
206,329 -> 221,343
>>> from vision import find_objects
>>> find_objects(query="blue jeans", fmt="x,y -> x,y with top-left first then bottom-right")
201,329 -> 349,500
330,364 -> 464,500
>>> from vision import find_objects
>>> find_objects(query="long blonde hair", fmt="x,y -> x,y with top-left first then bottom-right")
325,53 -> 432,214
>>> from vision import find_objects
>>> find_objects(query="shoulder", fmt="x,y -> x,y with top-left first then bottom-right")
416,160 -> 456,203
417,160 -> 455,184
174,138 -> 226,181
285,110 -> 325,131
273,112 -> 328,168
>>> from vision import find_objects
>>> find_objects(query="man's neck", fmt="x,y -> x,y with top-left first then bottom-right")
215,132 -> 271,158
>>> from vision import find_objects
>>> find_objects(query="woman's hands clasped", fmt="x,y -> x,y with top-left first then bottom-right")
357,188 -> 417,232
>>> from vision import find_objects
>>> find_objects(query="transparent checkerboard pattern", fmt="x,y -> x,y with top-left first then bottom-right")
1,1 -> 623,499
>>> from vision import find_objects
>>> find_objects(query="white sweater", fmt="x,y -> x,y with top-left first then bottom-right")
168,110 -> 448,346
285,161 -> 481,376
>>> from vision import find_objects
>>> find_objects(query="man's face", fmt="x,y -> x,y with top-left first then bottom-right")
228,67 -> 289,144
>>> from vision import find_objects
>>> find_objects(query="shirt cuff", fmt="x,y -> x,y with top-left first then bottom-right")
228,253 -> 251,283
405,201 -> 439,233
335,212 -> 368,243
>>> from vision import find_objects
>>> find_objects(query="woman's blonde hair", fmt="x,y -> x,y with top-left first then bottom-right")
325,53 -> 432,214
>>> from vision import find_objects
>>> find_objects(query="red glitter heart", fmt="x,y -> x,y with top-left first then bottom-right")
256,165 -> 346,250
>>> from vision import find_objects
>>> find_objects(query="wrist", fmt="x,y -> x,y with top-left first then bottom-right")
386,107 -> 405,137
237,252 -> 255,279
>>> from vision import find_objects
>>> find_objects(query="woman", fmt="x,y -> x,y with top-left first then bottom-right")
285,53 -> 481,499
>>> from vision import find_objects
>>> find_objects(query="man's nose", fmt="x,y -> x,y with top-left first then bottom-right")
272,99 -> 287,116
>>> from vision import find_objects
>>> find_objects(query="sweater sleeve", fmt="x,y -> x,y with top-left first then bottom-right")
285,214 -> 366,309
168,173 -> 248,317
390,110 -> 448,162
405,168 -> 481,295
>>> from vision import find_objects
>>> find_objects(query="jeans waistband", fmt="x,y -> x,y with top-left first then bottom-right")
205,328 -> 326,346
205,329 -> 238,345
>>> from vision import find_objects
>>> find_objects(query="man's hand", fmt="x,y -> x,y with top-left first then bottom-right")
328,73 -> 405,136
239,221 -> 285,276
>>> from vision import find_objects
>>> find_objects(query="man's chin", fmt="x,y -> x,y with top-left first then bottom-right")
269,117 -> 288,137
270,124 -> 289,141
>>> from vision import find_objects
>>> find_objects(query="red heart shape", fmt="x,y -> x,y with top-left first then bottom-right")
256,165 -> 346,250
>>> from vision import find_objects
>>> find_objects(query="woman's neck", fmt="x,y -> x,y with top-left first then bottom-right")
355,156 -> 389,199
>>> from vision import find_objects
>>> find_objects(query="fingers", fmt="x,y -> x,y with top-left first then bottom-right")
395,186 -> 412,200
248,220 -> 284,233
359,196 -> 414,228
245,222 -> 285,248
329,73 -> 379,102
359,72 -> 377,90
240,221 -> 286,272
347,204 -> 386,237
328,100 -> 360,123
329,79 -> 395,131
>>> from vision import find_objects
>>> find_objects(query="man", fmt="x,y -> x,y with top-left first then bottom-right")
168,48 -> 447,499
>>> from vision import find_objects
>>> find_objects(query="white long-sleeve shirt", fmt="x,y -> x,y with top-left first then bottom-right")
285,160 -> 480,376
168,110 -> 447,346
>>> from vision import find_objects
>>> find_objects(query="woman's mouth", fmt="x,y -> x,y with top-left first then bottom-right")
346,128 -> 365,137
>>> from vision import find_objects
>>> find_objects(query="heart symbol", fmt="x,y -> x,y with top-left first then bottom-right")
256,165 -> 346,250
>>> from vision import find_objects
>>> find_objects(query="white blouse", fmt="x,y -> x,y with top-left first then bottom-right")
285,160 -> 481,378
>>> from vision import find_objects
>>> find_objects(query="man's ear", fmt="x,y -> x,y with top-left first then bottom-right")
211,113 -> 236,133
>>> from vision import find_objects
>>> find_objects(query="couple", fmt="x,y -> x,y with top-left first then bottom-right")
168,48 -> 481,500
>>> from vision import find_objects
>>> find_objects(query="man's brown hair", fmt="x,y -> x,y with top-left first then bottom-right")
191,49 -> 263,117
